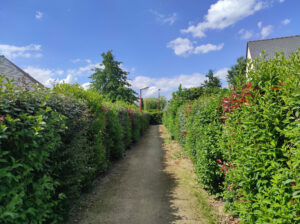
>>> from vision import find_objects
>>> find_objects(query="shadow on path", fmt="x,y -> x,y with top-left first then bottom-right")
67,125 -> 183,224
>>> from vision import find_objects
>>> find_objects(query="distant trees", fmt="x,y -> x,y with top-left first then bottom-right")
143,97 -> 167,111
227,56 -> 247,87
202,69 -> 221,89
90,50 -> 138,104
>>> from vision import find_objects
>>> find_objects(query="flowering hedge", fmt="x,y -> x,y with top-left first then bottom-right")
0,80 -> 149,223
163,50 -> 300,223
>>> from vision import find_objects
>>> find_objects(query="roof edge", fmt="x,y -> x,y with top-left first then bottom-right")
1,55 -> 43,86
247,35 -> 300,44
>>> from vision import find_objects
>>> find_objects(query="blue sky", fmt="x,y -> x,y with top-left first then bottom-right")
0,0 -> 299,98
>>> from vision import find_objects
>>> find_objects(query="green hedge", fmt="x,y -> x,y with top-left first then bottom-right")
149,111 -> 163,125
0,80 -> 149,223
163,50 -> 300,223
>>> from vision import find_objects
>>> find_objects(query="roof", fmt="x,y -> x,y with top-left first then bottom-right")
246,35 -> 300,60
0,55 -> 43,86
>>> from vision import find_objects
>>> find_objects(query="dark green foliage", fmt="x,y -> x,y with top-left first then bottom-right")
0,80 -> 149,223
202,69 -> 221,89
226,56 -> 247,87
90,50 -> 138,104
149,111 -> 163,125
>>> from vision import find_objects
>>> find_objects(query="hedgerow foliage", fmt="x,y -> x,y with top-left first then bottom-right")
0,80 -> 149,223
163,50 -> 300,223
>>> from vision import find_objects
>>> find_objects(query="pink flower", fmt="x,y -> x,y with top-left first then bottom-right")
0,115 -> 5,122
216,159 -> 222,164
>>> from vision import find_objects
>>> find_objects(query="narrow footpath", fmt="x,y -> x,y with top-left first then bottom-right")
67,125 -> 223,224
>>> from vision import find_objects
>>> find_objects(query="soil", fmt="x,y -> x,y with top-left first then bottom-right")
66,125 -> 236,224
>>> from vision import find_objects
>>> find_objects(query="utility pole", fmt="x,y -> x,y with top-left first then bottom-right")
139,86 -> 149,112
158,88 -> 160,112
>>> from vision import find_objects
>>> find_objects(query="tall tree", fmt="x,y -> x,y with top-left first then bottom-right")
227,56 -> 247,87
202,69 -> 221,89
90,50 -> 138,103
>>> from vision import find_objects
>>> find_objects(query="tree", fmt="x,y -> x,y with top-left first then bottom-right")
143,97 -> 167,111
227,56 -> 247,87
202,69 -> 221,89
90,50 -> 138,103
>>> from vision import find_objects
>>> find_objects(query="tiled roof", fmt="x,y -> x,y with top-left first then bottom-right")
246,35 -> 300,60
0,55 -> 43,86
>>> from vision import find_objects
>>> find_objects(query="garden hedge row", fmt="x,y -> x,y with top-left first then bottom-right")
0,80 -> 149,223
163,50 -> 300,223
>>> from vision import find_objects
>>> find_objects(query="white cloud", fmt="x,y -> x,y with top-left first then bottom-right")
151,10 -> 177,25
0,44 -> 42,59
130,68 -> 228,98
261,25 -> 273,38
167,37 -> 223,56
35,11 -> 43,19
214,68 -> 229,80
279,0 -> 285,3
71,58 -> 92,64
24,66 -> 63,87
82,82 -> 91,90
238,29 -> 253,39
23,60 -> 103,87
194,43 -> 224,54
281,18 -> 290,25
257,21 -> 262,28
167,38 -> 194,56
181,0 -> 266,38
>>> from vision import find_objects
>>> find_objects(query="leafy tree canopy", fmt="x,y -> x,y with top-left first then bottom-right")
226,56 -> 247,87
90,50 -> 138,104
143,97 -> 167,111
202,69 -> 221,89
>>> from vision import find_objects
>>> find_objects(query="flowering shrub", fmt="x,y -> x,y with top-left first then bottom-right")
221,51 -> 300,223
163,50 -> 300,223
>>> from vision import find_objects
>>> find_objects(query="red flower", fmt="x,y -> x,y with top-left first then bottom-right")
230,132 -> 235,136
216,159 -> 222,164
0,115 -> 4,122
279,82 -> 283,87
291,183 -> 296,187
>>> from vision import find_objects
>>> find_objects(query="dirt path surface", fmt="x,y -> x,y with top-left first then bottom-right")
66,125 -> 218,224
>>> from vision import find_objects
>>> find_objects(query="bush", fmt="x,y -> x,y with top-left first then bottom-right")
0,80 -> 150,223
149,111 -> 163,125
163,50 -> 300,223
220,51 -> 300,223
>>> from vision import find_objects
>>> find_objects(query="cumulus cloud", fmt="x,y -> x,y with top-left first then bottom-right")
82,82 -> 91,90
260,25 -> 273,38
150,10 -> 177,25
35,11 -> 43,19
238,29 -> 253,39
281,18 -> 290,25
0,44 -> 42,59
23,60 -> 103,87
181,0 -> 266,38
130,68 -> 228,98
167,37 -> 224,56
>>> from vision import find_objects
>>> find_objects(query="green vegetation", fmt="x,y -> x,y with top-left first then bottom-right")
0,78 -> 149,223
90,50 -> 138,104
163,50 -> 300,223
226,56 -> 247,87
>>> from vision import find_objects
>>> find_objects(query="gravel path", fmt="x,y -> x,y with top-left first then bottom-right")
68,125 -> 181,224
